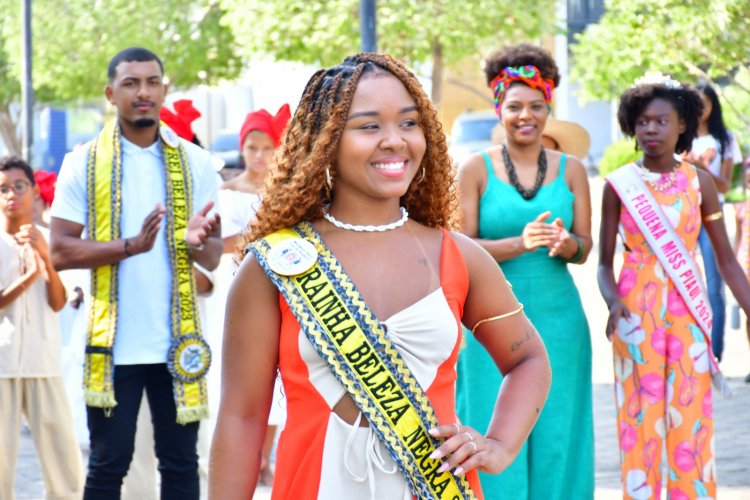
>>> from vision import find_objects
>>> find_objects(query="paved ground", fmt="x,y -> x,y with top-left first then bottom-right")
13,178 -> 750,499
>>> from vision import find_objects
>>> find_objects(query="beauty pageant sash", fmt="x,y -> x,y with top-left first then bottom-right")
250,223 -> 477,500
84,120 -> 210,422
608,163 -> 732,396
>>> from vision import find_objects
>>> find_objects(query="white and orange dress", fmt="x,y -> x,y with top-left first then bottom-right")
270,230 -> 483,499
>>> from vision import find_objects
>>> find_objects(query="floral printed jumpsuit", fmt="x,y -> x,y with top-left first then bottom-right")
613,162 -> 715,500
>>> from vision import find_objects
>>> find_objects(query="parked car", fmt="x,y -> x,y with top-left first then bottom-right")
210,131 -> 242,174
448,109 -> 498,164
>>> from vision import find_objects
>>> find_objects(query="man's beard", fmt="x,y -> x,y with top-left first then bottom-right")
133,118 -> 157,128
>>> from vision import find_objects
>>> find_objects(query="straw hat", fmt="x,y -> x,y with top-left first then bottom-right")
491,118 -> 591,160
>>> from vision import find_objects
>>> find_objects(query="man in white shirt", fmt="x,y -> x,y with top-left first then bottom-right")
50,47 -> 221,500
0,156 -> 84,500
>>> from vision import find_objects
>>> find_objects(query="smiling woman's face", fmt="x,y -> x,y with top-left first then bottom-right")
500,84 -> 549,147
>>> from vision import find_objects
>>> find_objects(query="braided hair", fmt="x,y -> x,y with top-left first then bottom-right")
241,53 -> 457,252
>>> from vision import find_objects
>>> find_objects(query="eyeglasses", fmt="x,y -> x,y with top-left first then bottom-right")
0,180 -> 32,196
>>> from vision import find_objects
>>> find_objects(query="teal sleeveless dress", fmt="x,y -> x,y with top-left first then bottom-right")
456,151 -> 594,499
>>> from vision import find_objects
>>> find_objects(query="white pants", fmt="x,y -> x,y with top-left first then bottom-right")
0,377 -> 84,500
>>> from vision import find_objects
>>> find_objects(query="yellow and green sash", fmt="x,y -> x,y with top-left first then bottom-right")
250,223 -> 477,500
84,120 -> 209,424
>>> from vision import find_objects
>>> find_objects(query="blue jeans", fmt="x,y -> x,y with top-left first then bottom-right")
698,226 -> 726,360
83,364 -> 200,500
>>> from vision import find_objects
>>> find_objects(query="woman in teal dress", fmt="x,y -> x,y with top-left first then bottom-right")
456,44 -> 594,499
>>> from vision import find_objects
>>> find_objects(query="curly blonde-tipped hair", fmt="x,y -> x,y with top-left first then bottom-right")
239,53 -> 458,256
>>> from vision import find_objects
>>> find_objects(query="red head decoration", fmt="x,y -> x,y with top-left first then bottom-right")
239,104 -> 292,149
160,99 -> 202,142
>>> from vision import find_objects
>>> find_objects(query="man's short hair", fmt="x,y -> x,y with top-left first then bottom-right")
108,47 -> 164,83
0,155 -> 35,184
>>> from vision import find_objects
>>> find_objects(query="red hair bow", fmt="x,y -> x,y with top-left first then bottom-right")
33,170 -> 57,208
160,99 -> 202,142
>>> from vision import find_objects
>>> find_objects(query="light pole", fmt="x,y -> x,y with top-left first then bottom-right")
359,0 -> 377,52
21,0 -> 33,163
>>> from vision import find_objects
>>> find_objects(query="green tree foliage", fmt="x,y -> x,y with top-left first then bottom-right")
220,0 -> 556,108
597,139 -> 640,177
0,0 -> 241,155
570,0 -> 750,129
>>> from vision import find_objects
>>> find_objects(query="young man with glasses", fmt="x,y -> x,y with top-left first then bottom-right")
0,155 -> 84,499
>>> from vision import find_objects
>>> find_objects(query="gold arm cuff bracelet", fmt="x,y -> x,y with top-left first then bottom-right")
703,211 -> 723,222
470,303 -> 524,334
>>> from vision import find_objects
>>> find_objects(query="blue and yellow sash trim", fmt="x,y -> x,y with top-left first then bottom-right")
84,120 -> 209,423
250,223 -> 477,500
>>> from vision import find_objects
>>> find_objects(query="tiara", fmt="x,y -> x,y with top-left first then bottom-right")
632,71 -> 683,89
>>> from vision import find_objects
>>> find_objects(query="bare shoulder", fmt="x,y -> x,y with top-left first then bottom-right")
457,149 -> 491,181
230,249 -> 277,298
448,230 -> 498,270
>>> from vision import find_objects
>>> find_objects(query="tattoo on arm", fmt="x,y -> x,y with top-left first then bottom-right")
418,257 -> 428,266
510,330 -> 533,352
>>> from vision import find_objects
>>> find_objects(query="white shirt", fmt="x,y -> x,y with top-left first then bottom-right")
50,134 -> 218,365
692,134 -> 725,202
0,228 -> 62,377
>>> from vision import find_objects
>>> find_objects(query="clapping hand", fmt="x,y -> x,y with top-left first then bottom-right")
521,211 -> 557,251
127,204 -> 166,256
185,201 -> 221,248
547,217 -> 573,257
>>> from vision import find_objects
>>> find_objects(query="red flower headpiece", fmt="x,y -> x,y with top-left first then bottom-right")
33,170 -> 57,208
239,104 -> 292,149
160,99 -> 202,142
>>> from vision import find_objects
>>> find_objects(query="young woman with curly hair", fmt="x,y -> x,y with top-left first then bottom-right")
455,43 -> 594,499
209,53 -> 551,499
599,75 -> 750,499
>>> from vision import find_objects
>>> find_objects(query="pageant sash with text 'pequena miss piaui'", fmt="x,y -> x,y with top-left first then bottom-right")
250,222 -> 477,500
608,162 -> 732,396
84,120 -> 210,423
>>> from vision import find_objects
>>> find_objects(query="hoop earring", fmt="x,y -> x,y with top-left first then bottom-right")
326,166 -> 333,190
416,167 -> 426,184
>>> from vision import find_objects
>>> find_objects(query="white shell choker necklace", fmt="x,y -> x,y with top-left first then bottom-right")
323,205 -> 409,232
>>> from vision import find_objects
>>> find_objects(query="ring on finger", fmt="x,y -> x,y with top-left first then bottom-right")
463,432 -> 473,443
452,423 -> 461,434
469,441 -> 478,453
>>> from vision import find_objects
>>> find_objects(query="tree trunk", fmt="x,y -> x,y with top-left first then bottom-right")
0,105 -> 21,155
431,39 -> 443,110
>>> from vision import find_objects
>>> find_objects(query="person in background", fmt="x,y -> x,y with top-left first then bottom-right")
0,155 -> 84,500
685,82 -> 733,361
210,52 -> 551,499
50,47 -> 221,499
599,73 -> 750,499
210,104 -> 291,487
456,43 -> 594,500
733,160 -> 750,383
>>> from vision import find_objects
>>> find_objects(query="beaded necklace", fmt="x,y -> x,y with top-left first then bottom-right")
635,160 -> 679,192
501,144 -> 548,200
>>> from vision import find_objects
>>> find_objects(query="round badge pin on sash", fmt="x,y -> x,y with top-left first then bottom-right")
167,334 -> 211,383
268,237 -> 318,276
160,124 -> 180,148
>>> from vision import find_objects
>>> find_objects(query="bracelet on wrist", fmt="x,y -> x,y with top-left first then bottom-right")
561,234 -> 584,264
124,238 -> 134,257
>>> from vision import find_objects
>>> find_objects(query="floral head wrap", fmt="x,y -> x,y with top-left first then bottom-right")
490,65 -> 555,115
